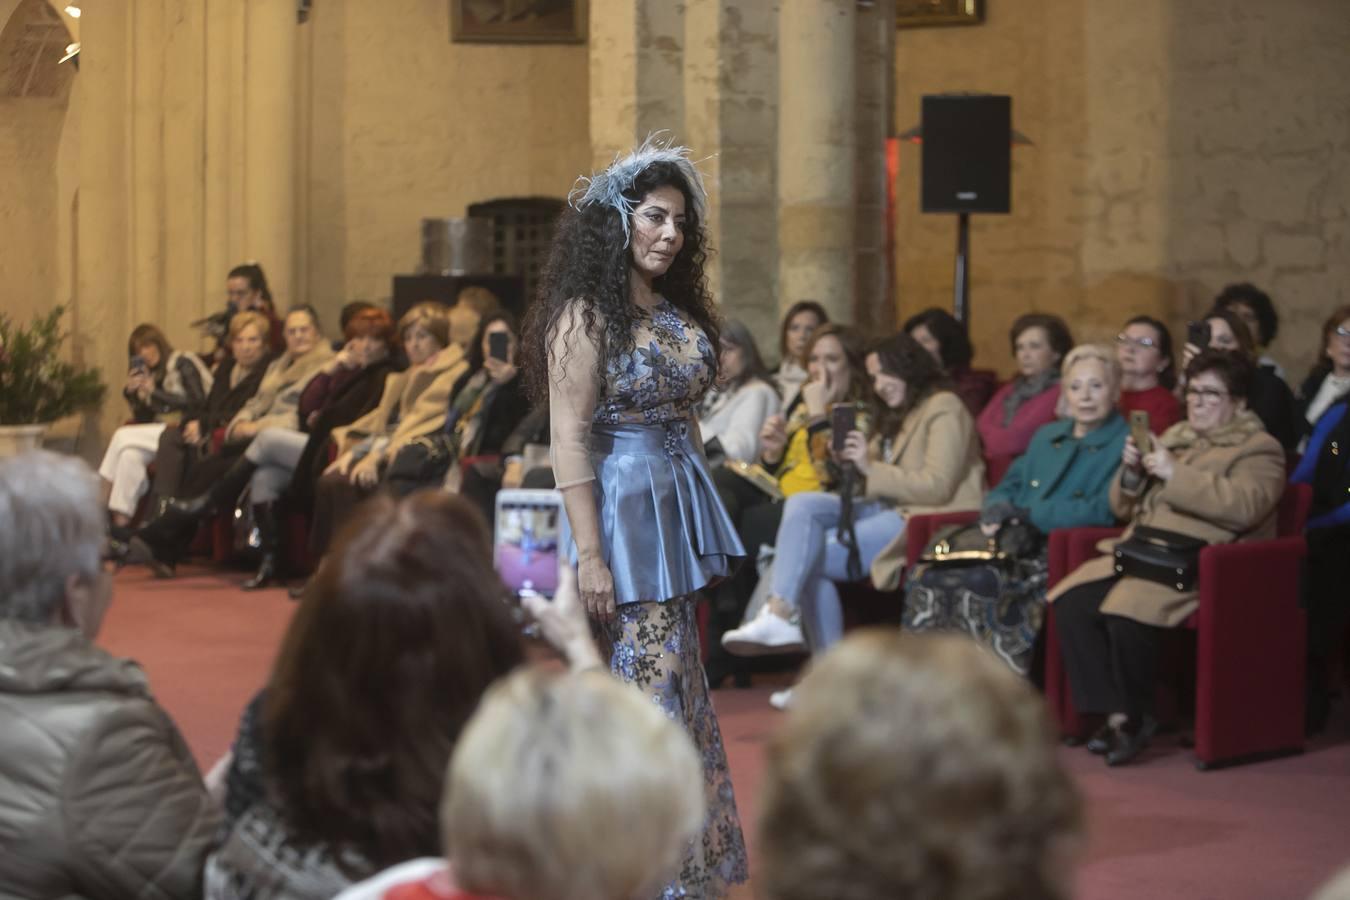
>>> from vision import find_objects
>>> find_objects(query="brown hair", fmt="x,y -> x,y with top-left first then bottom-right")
1185,348 -> 1255,401
126,323 -> 173,368
1009,313 -> 1073,363
344,306 -> 397,350
1202,307 -> 1257,360
1309,304 -> 1350,382
779,300 -> 830,363
867,332 -> 951,440
263,491 -> 525,870
759,631 -> 1081,900
399,301 -> 452,350
227,310 -> 271,342
804,323 -> 870,407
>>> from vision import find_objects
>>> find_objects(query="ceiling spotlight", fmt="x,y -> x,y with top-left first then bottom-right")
64,4 -> 81,17
59,41 -> 80,64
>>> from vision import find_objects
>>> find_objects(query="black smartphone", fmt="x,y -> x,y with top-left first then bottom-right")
129,354 -> 147,373
1187,320 -> 1211,349
831,403 -> 856,452
488,331 -> 510,362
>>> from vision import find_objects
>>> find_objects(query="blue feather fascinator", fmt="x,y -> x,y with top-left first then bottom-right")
567,132 -> 709,247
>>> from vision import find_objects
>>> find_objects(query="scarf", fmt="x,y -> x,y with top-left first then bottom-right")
1159,408 -> 1266,454
1001,369 -> 1059,426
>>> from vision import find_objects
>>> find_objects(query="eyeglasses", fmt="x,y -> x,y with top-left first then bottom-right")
1333,325 -> 1350,343
1115,333 -> 1158,350
1184,386 -> 1230,404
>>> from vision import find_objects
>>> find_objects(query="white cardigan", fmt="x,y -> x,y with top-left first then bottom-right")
698,378 -> 781,462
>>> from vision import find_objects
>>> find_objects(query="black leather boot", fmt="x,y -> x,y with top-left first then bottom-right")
170,456 -> 257,518
242,502 -> 281,591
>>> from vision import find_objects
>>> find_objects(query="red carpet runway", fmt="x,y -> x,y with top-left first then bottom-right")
100,567 -> 1350,900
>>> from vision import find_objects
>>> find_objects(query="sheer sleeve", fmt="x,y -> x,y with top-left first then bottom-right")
548,303 -> 602,489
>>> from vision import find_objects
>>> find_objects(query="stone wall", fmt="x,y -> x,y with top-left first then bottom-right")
894,0 -> 1350,384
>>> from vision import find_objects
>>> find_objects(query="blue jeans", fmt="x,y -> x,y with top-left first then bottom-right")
769,491 -> 905,655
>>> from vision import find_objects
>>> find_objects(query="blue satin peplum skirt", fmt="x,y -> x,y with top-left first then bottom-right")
570,419 -> 745,605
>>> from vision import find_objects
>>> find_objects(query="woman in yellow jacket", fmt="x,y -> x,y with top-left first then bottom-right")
723,333 -> 985,708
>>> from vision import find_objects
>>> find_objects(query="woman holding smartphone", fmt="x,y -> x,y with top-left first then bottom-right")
521,136 -> 748,898
722,333 -> 985,709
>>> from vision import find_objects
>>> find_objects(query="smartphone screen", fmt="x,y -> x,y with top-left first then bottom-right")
488,331 -> 510,362
1187,321 -> 1211,349
831,403 -> 856,453
1129,409 -> 1151,454
494,490 -> 562,599
129,354 -> 147,372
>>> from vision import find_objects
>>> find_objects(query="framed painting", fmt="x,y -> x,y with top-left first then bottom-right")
896,0 -> 984,29
451,0 -> 587,44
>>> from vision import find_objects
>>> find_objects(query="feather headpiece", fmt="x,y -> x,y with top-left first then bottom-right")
567,132 -> 709,247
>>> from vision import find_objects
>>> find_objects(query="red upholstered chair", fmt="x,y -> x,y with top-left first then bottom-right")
1044,483 -> 1312,769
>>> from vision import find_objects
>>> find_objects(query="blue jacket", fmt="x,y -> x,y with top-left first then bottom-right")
984,412 -> 1129,533
1292,399 -> 1350,530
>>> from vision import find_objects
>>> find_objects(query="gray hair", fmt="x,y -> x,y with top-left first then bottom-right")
0,451 -> 104,623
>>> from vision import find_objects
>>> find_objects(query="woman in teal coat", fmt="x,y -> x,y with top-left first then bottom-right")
904,344 -> 1128,673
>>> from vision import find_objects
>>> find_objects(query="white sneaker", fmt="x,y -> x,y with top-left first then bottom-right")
721,606 -> 806,657
769,688 -> 794,710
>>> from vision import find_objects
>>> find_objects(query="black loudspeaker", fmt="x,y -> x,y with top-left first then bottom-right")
921,94 -> 1012,214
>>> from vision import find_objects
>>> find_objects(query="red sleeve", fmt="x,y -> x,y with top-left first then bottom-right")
269,314 -> 285,354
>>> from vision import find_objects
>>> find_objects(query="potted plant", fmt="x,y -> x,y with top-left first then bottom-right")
0,306 -> 107,457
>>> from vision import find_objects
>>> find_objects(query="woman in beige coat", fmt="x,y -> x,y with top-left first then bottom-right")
722,333 -> 984,708
1050,350 -> 1285,766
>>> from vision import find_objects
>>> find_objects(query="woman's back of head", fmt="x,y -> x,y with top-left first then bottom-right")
759,630 -> 1081,900
265,491 -> 525,870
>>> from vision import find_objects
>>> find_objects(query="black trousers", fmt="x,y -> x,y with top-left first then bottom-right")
1055,577 -> 1167,719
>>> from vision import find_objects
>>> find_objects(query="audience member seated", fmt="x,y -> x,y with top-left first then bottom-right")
977,312 -> 1074,462
98,323 -> 212,532
0,451 -> 220,897
1213,281 -> 1284,380
723,333 -> 984,709
152,307 -> 398,590
129,306 -> 334,576
904,306 -> 997,414
757,631 -> 1081,900
1297,304 -> 1350,445
705,323 -> 868,689
206,491 -> 531,899
1116,314 -> 1182,433
213,263 -> 285,363
902,344 -> 1128,675
448,286 -> 501,353
334,300 -> 378,349
1182,306 -> 1299,453
1049,350 -> 1285,766
698,318 -> 781,465
772,300 -> 829,405
308,302 -> 468,559
1292,384 -> 1350,733
386,312 -> 530,511
337,667 -> 704,900
149,311 -> 273,519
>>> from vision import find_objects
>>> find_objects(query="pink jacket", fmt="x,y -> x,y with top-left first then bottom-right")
976,380 -> 1061,460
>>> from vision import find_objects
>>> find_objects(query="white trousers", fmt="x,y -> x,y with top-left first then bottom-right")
98,423 -> 167,517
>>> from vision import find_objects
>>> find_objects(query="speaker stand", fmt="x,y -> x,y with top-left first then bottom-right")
953,212 -> 971,327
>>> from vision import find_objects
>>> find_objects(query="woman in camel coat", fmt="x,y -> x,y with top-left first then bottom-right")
1050,350 -> 1285,766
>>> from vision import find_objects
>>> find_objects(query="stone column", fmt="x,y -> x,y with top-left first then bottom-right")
777,0 -> 856,326
683,0 -> 779,351
854,0 -> 895,336
588,0 -> 684,169
243,0 -> 298,305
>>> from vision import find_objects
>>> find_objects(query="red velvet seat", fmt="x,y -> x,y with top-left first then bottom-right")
1043,483 -> 1312,769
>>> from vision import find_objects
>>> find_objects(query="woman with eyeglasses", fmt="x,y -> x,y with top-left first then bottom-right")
1115,316 -> 1181,435
1296,305 -> 1350,444
1048,350 -> 1285,766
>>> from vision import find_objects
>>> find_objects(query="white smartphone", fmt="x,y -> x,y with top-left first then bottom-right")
494,489 -> 564,600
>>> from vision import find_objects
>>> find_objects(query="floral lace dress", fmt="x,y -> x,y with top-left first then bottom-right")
549,298 -> 749,898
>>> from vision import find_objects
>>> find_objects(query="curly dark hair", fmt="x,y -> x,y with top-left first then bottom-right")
868,332 -> 952,440
902,307 -> 974,372
1214,282 -> 1278,345
1009,313 -> 1074,364
1122,314 -> 1177,390
522,160 -> 720,403
1185,348 -> 1255,401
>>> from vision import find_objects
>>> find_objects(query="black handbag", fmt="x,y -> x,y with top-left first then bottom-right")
1112,525 -> 1207,592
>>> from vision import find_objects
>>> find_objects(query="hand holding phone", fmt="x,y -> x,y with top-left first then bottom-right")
488,331 -> 510,362
495,489 -> 564,600
831,403 -> 857,453
1129,409 -> 1152,455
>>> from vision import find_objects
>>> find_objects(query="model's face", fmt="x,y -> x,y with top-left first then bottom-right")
629,185 -> 686,281
1206,317 -> 1241,353
480,320 -> 516,365
1015,326 -> 1059,378
1065,358 -> 1114,430
866,353 -> 907,409
1185,370 -> 1241,433
227,276 -> 265,311
785,311 -> 822,362
1116,322 -> 1165,380
1328,318 -> 1350,374
909,324 -> 943,366
720,342 -> 747,381
135,341 -> 162,369
807,335 -> 850,398
404,324 -> 442,366
231,325 -> 267,368
285,312 -> 319,357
